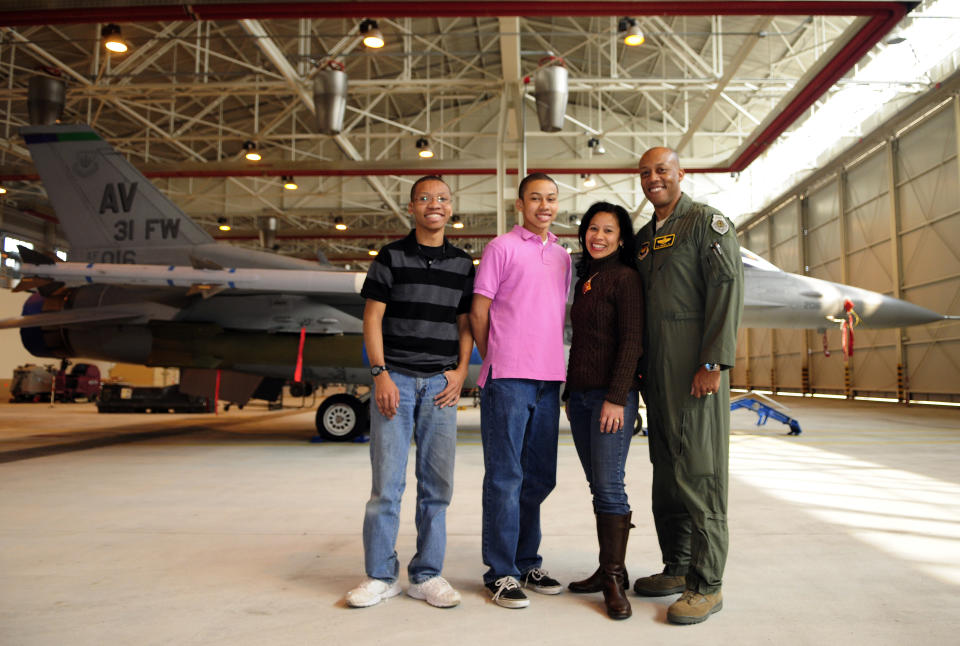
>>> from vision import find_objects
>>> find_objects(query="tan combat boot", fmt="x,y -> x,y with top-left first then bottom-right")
632,572 -> 686,596
666,589 -> 723,625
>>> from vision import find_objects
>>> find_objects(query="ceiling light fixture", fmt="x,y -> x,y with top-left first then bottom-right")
101,23 -> 128,53
334,216 -> 347,231
582,174 -> 596,188
368,245 -> 378,257
359,19 -> 385,49
451,215 -> 464,229
415,137 -> 434,159
282,176 -> 298,190
587,137 -> 606,154
619,17 -> 645,47
242,140 -> 260,162
216,216 -> 231,232
0,186 -> 7,195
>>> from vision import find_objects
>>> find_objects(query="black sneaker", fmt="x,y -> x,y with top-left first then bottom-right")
485,576 -> 530,609
520,568 -> 563,595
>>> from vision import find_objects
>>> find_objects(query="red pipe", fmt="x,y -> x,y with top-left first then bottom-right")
0,2 -> 913,25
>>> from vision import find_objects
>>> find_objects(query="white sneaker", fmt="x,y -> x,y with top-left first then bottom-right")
407,576 -> 461,608
345,578 -> 401,608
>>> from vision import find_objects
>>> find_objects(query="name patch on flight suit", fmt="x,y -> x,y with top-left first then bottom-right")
653,234 -> 675,250
637,241 -> 650,261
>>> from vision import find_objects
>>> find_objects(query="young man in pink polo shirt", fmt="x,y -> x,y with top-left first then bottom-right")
470,173 -> 572,609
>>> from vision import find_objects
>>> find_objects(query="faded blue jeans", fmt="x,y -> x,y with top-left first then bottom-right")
567,388 -> 638,515
480,378 -> 561,584
362,371 -> 457,584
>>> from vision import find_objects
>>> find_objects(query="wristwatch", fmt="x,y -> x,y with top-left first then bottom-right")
703,363 -> 721,372
370,365 -> 389,376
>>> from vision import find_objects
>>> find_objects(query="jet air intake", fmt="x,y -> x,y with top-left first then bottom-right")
27,72 -> 65,125
534,57 -> 568,132
314,61 -> 347,135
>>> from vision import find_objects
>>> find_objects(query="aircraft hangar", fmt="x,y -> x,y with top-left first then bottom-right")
0,1 -> 958,644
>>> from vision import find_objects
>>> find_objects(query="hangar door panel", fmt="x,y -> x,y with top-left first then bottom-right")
806,179 -> 842,283
844,151 -> 894,296
769,200 -> 804,389
895,104 -> 960,399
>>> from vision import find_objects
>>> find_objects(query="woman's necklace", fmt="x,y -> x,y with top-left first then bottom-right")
582,271 -> 600,295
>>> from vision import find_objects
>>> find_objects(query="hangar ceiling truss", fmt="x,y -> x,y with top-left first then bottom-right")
0,1 -> 917,264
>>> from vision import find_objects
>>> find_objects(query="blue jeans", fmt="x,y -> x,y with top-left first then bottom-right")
567,389 -> 638,515
480,378 -> 560,584
362,371 -> 457,584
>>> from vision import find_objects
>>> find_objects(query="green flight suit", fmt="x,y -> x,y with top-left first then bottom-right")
634,192 -> 744,594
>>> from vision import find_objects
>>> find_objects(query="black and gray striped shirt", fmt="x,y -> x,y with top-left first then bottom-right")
361,231 -> 475,376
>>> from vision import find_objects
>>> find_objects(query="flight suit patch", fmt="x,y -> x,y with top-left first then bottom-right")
653,234 -> 675,250
711,214 -> 729,235
637,241 -> 650,261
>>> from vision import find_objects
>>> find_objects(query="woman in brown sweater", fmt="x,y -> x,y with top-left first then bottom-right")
564,201 -> 643,620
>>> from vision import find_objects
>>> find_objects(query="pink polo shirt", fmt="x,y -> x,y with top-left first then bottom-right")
474,225 -> 572,388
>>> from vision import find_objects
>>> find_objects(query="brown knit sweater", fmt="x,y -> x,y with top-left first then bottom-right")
565,254 -> 644,405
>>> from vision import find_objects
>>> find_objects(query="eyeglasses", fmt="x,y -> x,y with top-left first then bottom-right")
414,194 -> 451,204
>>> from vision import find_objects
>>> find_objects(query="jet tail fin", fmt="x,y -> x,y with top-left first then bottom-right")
20,124 -> 214,264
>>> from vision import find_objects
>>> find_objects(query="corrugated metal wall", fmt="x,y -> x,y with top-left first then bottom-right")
733,93 -> 960,403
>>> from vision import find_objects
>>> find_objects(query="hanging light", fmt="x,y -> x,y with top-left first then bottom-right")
334,216 -> 347,231
217,217 -> 231,232
416,137 -> 434,159
619,17 -> 645,47
282,176 -> 298,190
359,19 -> 385,49
582,174 -> 596,188
451,215 -> 464,229
243,140 -> 261,162
101,24 -> 128,53
473,258 -> 480,266
367,245 -> 378,257
587,137 -> 606,154
0,186 -> 7,195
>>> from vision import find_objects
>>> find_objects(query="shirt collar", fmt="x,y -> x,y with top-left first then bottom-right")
513,224 -> 558,245
400,229 -> 455,259
655,192 -> 692,229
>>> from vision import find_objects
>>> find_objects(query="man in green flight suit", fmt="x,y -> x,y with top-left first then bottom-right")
632,147 -> 744,625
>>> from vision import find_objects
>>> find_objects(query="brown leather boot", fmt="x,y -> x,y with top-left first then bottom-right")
598,512 -> 633,620
568,514 -> 629,593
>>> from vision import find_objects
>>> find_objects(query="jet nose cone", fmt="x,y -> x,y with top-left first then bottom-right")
851,293 -> 946,328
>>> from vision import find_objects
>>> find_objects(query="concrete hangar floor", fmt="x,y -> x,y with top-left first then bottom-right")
0,394 -> 958,645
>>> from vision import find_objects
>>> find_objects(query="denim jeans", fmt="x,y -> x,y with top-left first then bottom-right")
362,371 -> 457,584
567,388 -> 638,515
480,378 -> 561,584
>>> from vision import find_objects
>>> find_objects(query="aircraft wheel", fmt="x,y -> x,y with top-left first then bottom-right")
315,394 -> 368,442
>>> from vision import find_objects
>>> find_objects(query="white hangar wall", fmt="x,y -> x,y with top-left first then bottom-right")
732,76 -> 960,404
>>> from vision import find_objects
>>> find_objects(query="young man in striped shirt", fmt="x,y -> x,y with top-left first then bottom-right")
345,175 -> 475,609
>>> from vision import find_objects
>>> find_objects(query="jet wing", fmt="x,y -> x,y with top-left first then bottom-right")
0,305 -> 146,330
0,299 -> 183,330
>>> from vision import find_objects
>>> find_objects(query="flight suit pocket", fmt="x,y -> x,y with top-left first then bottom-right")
679,403 -> 715,477
703,243 -> 734,286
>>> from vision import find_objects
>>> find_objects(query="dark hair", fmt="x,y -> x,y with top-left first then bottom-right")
409,175 -> 449,202
575,201 -> 638,276
517,172 -> 558,199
